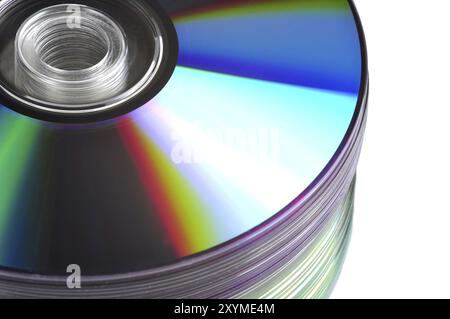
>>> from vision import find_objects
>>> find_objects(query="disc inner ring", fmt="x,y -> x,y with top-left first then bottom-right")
0,0 -> 178,123
15,4 -> 134,108
14,3 -> 162,115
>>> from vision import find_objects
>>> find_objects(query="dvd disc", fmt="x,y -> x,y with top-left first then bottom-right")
0,0 -> 368,298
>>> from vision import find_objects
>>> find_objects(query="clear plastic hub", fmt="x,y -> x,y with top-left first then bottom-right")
12,3 -> 165,116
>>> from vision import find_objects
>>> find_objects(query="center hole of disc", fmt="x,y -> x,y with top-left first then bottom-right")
35,22 -> 109,71
15,4 -> 130,107
11,2 -> 173,121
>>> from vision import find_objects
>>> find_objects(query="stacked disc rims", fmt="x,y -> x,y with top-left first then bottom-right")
0,0 -> 368,298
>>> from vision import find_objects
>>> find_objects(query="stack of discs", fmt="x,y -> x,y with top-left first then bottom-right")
0,0 -> 368,298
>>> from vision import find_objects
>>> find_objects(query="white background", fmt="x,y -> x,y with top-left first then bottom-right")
333,0 -> 450,298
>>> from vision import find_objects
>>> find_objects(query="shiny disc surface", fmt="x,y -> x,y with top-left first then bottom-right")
0,0 -> 363,276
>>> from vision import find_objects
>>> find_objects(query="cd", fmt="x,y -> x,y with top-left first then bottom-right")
0,0 -> 368,298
